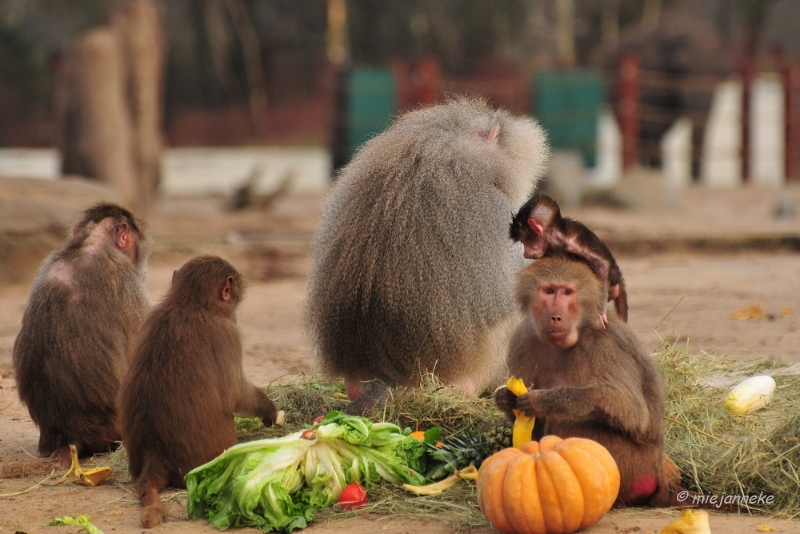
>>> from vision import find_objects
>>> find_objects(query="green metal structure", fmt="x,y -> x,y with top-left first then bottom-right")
345,67 -> 397,160
534,70 -> 604,167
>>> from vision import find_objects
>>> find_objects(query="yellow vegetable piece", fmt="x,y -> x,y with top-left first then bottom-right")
660,509 -> 710,534
402,466 -> 478,495
57,444 -> 113,487
506,376 -> 535,449
725,375 -> 776,415
456,465 -> 479,480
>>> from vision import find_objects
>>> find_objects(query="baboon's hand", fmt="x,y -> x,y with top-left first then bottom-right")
493,387 -> 518,422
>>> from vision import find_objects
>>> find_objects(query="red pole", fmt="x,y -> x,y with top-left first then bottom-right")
411,57 -> 442,108
619,54 -> 640,171
740,58 -> 754,182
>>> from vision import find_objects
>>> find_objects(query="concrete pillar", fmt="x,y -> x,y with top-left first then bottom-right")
587,108 -> 622,189
701,80 -> 742,188
749,73 -> 785,187
661,117 -> 692,188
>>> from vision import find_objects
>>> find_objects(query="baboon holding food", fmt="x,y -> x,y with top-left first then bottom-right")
495,255 -> 669,506
306,98 -> 549,414
12,203 -> 151,461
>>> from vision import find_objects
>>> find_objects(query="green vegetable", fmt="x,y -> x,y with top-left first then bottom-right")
49,515 -> 104,534
187,411 -> 426,533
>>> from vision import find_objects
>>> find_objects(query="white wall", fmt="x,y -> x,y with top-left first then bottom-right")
159,147 -> 332,196
0,148 -> 59,179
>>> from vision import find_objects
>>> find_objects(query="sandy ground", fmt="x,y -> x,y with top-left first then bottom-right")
1,182 -> 799,533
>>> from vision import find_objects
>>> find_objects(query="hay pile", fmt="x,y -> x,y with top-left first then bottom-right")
658,342 -> 800,517
237,374 -> 504,440
107,343 -> 800,528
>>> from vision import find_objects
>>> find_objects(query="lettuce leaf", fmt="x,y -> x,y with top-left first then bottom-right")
186,413 -> 426,532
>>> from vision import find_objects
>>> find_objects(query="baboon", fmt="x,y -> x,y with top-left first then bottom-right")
509,191 -> 628,322
118,255 -> 284,528
495,256 -> 668,506
306,98 -> 549,414
12,203 -> 151,462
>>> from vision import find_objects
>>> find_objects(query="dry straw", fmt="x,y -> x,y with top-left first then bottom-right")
104,342 -> 799,527
657,341 -> 800,518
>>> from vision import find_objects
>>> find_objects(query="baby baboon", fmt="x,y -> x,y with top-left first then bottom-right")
495,256 -> 669,506
118,255 -> 284,528
306,97 -> 549,414
12,203 -> 151,462
509,191 -> 628,322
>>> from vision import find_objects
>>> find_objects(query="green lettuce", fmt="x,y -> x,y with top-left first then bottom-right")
186,412 -> 426,532
49,515 -> 104,534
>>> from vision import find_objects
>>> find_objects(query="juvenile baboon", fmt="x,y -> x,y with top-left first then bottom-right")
495,256 -> 669,506
306,98 -> 549,414
118,255 -> 284,528
509,191 -> 628,322
12,203 -> 151,462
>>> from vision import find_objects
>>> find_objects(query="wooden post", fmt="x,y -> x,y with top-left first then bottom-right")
68,29 -> 138,204
55,0 -> 165,211
113,0 -> 165,210
619,54 -> 640,171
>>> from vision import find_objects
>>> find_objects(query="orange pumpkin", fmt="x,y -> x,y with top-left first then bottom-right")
477,435 -> 620,534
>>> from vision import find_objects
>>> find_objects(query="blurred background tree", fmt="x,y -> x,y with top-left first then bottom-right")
0,0 -> 798,148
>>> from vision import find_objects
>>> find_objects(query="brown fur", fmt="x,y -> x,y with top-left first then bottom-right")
305,97 -> 550,414
509,192 -> 628,321
118,255 -> 280,528
496,256 -> 671,506
12,203 -> 151,462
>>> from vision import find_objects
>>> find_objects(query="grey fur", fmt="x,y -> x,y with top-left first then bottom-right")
306,98 -> 549,394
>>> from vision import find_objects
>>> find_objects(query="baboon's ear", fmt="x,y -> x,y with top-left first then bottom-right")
221,276 -> 235,301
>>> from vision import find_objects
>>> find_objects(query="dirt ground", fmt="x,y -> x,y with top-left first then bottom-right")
1,180 -> 799,534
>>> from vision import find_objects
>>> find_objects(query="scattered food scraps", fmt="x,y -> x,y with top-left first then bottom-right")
660,509 -> 710,534
49,514 -> 104,534
733,305 -> 793,321
338,482 -> 367,509
402,465 -> 478,495
734,304 -> 765,320
56,444 -> 113,487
